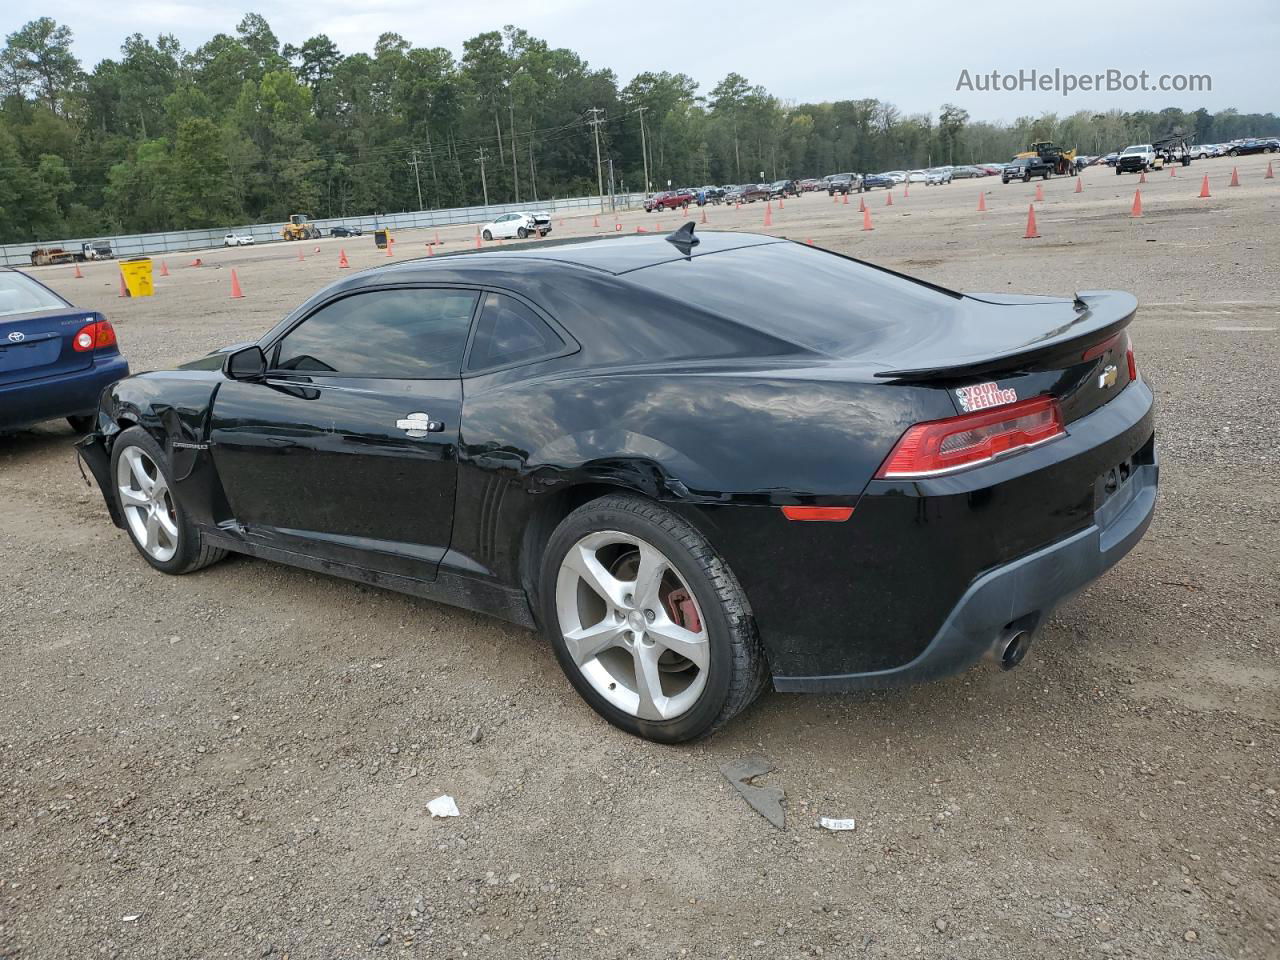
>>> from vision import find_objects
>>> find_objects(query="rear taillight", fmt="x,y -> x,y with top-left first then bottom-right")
72,320 -> 117,352
1126,345 -> 1138,381
875,395 -> 1065,479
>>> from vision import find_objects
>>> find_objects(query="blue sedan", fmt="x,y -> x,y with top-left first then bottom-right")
0,268 -> 129,434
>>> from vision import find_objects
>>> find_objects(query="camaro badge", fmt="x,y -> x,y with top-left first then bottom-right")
1098,364 -> 1118,389
955,381 -> 1018,412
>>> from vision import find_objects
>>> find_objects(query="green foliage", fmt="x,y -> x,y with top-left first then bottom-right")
0,15 -> 1277,244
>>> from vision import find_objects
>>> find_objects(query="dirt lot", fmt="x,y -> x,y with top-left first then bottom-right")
2,155 -> 1277,960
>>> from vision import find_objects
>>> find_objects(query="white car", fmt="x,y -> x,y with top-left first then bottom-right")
223,233 -> 255,246
479,212 -> 552,242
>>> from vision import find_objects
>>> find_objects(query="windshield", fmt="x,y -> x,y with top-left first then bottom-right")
1122,146 -> 1147,154
0,271 -> 69,318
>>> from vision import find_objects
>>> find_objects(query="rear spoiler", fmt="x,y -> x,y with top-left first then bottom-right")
874,291 -> 1137,382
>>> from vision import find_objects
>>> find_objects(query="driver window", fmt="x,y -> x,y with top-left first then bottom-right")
273,289 -> 478,378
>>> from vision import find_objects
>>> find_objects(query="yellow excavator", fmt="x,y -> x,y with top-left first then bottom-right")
1015,142 -> 1078,176
280,214 -> 322,241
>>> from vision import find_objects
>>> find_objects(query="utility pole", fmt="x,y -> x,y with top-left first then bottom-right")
587,107 -> 606,212
475,147 -> 490,207
407,147 -> 425,211
636,104 -> 651,194
510,99 -> 519,203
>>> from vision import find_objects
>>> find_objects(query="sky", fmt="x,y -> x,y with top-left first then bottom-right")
7,0 -> 1278,121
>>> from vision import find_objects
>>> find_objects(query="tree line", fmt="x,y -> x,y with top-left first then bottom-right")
2,14 -> 1276,244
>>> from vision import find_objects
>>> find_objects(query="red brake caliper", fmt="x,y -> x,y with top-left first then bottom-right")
663,587 -> 702,634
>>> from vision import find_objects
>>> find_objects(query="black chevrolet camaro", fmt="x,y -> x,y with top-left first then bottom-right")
77,226 -> 1158,742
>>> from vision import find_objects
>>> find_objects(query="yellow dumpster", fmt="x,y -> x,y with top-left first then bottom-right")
119,257 -> 154,298
374,229 -> 392,250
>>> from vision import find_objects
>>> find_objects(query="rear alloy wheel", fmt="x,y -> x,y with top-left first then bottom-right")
517,227 -> 528,239
541,495 -> 767,742
482,229 -> 493,241
110,426 -> 226,575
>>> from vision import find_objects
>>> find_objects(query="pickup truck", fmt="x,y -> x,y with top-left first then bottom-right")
1001,157 -> 1054,182
1115,144 -> 1156,174
826,173 -> 863,195
644,191 -> 694,212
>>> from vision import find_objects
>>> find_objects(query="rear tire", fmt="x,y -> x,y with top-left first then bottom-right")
482,229 -> 493,241
540,495 -> 768,742
109,426 -> 227,575
517,227 -> 528,239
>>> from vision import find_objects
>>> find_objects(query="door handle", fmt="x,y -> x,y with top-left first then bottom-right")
396,412 -> 445,435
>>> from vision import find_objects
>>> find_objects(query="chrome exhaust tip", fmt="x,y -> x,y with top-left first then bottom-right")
988,629 -> 1032,671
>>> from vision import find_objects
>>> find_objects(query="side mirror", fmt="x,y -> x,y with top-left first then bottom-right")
223,345 -> 266,381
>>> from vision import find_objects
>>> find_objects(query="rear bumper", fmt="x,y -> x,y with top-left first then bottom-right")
770,381 -> 1158,693
773,451 -> 1156,692
0,355 -> 129,431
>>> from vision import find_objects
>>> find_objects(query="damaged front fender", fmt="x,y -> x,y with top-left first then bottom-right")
75,431 -> 124,529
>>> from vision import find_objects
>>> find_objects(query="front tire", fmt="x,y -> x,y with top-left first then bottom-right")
110,426 -> 226,575
482,229 -> 493,241
540,495 -> 767,742
517,227 -> 528,239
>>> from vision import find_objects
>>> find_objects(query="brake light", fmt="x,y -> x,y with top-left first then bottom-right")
1126,345 -> 1138,381
781,506 -> 854,522
875,395 -> 1065,479
72,320 -> 117,352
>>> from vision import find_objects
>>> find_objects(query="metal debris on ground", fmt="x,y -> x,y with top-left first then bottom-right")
719,757 -> 785,830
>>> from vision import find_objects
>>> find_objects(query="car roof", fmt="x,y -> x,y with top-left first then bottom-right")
368,229 -> 783,278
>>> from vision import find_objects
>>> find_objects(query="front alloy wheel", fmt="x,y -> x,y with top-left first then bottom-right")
117,445 -> 180,563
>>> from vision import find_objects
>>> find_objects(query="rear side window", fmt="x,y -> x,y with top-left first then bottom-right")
466,292 -> 564,372
273,288 -> 477,378
0,271 -> 67,317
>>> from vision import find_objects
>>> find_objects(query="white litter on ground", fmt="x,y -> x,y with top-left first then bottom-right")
818,817 -> 856,831
427,795 -> 460,818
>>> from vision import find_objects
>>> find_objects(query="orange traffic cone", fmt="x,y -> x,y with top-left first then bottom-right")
189,258 -> 202,267
842,192 -> 849,205
862,207 -> 874,231
1266,161 -> 1275,179
339,249 -> 350,268
229,270 -> 245,299
1229,166 -> 1240,187
1035,183 -> 1044,203
806,238 -> 813,245
1023,204 -> 1040,239
778,197 -> 784,209
903,183 -> 910,199
1199,174 -> 1211,198
700,206 -> 708,224
474,232 -> 482,249
858,195 -> 865,213
434,231 -> 441,246
832,193 -> 838,204
385,240 -> 394,257
1131,189 -> 1143,217
314,246 -> 320,254
885,192 -> 894,207
158,260 -> 169,276
977,192 -> 987,212
1138,170 -> 1147,184
118,271 -> 129,297
593,215 -> 599,228
763,203 -> 772,227
1074,176 -> 1083,194
73,263 -> 83,278
297,248 -> 305,262
635,226 -> 646,233
426,243 -> 433,257
656,221 -> 662,231
1169,165 -> 1177,177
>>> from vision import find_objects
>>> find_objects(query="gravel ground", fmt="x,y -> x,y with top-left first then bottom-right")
2,153 -> 1277,960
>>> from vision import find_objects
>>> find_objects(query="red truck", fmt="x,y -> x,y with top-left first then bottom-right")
644,190 -> 694,212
